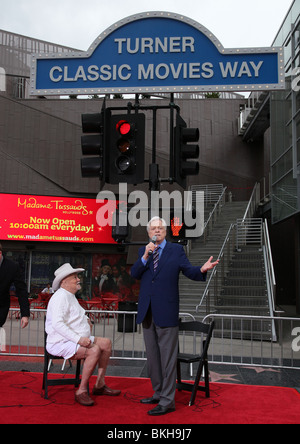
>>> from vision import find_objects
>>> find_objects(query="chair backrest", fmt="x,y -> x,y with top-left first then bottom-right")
178,320 -> 215,356
179,320 -> 214,335
44,315 -> 48,346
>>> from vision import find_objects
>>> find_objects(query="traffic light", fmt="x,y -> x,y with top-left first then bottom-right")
170,211 -> 185,241
174,114 -> 200,189
112,203 -> 129,243
81,111 -> 106,181
169,208 -> 203,241
107,113 -> 146,185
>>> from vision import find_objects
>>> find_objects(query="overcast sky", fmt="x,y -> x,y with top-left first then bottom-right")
0,0 -> 294,51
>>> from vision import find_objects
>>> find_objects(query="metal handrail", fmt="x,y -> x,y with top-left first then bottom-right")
242,182 -> 261,222
196,222 -> 236,313
186,184 -> 226,254
202,186 -> 227,242
236,218 -> 263,251
263,220 -> 276,292
262,219 -> 283,318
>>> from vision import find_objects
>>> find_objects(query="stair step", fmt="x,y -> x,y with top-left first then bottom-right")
232,254 -> 263,261
215,307 -> 270,316
230,262 -> 264,269
224,278 -> 266,286
221,287 -> 267,296
216,297 -> 269,307
229,270 -> 265,278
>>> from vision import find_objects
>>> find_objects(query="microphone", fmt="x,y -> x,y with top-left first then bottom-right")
148,236 -> 157,256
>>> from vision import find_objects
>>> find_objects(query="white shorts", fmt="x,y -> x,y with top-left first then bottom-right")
46,336 -> 95,360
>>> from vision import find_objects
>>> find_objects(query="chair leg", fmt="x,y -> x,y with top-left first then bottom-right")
43,355 -> 49,400
42,354 -> 86,399
189,359 -> 204,406
204,359 -> 210,398
75,359 -> 81,388
177,361 -> 182,389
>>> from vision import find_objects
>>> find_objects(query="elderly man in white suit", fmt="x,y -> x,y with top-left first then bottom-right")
46,263 -> 121,406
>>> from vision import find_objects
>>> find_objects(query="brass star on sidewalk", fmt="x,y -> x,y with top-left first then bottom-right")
243,367 -> 281,374
209,371 -> 240,383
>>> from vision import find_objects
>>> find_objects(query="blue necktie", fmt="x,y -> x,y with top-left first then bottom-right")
153,247 -> 160,273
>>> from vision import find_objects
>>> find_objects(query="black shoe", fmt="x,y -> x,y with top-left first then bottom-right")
148,405 -> 176,416
140,397 -> 160,404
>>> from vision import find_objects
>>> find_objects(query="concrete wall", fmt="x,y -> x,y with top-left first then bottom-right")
0,94 -> 264,202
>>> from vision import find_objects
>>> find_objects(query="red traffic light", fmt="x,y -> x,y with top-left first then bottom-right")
116,119 -> 134,153
116,120 -> 132,136
107,113 -> 146,185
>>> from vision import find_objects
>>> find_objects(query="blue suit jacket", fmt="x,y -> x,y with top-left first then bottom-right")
131,242 -> 207,328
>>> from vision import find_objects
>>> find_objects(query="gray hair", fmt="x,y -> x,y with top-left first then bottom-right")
147,216 -> 167,233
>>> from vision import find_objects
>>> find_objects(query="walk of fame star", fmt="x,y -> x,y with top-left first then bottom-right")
243,367 -> 281,374
209,371 -> 240,383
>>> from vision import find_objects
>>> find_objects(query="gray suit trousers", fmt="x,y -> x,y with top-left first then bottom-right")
142,309 -> 179,408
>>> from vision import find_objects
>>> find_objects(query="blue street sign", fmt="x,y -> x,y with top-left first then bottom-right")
30,11 -> 285,96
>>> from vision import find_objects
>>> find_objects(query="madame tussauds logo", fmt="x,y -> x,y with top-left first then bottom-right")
17,197 -> 89,216
95,183 -> 204,238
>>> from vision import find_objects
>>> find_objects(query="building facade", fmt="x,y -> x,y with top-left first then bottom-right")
268,0 -> 300,310
271,0 -> 300,224
0,29 -> 79,99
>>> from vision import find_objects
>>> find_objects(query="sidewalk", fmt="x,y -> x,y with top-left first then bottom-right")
1,355 -> 299,392
1,309 -> 300,391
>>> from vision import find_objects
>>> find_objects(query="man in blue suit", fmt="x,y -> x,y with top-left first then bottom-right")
131,217 -> 219,416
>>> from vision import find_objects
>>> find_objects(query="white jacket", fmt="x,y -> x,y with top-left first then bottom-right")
46,288 -> 90,346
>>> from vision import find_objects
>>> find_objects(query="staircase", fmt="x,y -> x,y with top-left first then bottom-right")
179,201 -> 248,316
179,200 -> 274,340
217,246 -> 269,317
213,245 -> 272,340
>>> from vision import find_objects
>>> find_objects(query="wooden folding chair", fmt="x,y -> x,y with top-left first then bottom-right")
42,317 -> 86,400
177,320 -> 215,406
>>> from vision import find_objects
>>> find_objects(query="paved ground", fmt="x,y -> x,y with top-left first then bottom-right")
1,356 -> 299,392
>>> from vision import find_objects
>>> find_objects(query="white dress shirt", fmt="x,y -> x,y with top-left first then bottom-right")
46,287 -> 91,359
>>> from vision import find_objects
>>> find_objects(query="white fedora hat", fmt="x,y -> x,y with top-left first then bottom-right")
52,263 -> 85,291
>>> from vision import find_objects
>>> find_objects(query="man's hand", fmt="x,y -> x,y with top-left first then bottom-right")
201,256 -> 219,274
78,337 -> 92,348
143,242 -> 157,261
21,317 -> 29,329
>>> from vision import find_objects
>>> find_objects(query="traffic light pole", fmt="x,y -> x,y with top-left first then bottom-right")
169,93 -> 175,187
